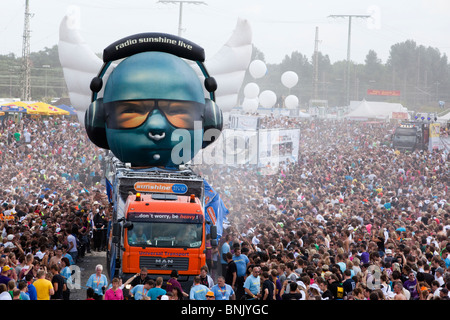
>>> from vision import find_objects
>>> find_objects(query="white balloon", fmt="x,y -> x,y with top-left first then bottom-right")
281,71 -> 298,89
243,82 -> 260,99
248,60 -> 267,79
285,95 -> 299,109
242,98 -> 259,113
259,90 -> 277,108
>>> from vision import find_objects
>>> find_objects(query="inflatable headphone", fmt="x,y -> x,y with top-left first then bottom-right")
85,32 -> 223,150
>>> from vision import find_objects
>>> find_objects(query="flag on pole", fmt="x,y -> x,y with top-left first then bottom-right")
204,180 -> 229,239
105,178 -> 113,203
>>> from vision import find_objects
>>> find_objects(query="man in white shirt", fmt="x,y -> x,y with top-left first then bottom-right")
435,267 -> 445,287
3,204 -> 16,217
24,130 -> 31,143
67,226 -> 78,264
4,234 -> 16,249
0,284 -> 12,300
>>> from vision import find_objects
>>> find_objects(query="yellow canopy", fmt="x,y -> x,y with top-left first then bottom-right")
1,101 -> 40,114
27,102 -> 70,116
6,101 -> 29,107
22,103 -> 42,114
1,101 -> 70,116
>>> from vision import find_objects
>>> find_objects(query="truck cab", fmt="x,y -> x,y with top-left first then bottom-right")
120,193 -> 207,284
392,123 -> 429,152
104,154 -> 217,292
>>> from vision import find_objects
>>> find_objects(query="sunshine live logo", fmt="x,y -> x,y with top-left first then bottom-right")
134,182 -> 188,194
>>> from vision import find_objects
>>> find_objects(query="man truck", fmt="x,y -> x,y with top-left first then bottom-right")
104,154 -> 217,292
392,122 -> 429,152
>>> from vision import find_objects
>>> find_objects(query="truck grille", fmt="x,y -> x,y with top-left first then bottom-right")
139,256 -> 189,271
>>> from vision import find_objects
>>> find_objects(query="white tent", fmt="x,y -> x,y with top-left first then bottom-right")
345,100 -> 408,120
348,100 -> 363,112
437,110 -> 450,123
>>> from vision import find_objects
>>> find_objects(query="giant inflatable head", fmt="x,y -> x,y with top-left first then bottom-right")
85,33 -> 223,168
103,51 -> 205,167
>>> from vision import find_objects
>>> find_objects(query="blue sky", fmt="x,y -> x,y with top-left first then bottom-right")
1,0 -> 449,64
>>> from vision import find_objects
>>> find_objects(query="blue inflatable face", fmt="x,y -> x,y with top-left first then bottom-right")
102,52 -> 205,167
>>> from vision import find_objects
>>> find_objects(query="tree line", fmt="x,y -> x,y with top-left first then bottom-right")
0,40 -> 448,111
0,45 -> 67,103
244,40 -> 449,111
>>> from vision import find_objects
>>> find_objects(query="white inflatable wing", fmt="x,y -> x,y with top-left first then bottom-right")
196,18 -> 253,112
58,13 -> 95,124
59,9 -> 252,122
58,9 -> 115,124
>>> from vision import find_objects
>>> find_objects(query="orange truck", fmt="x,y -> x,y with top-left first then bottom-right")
104,154 -> 217,292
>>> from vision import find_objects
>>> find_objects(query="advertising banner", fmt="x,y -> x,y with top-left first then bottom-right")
428,123 -> 443,151
196,128 -> 300,168
258,129 -> 300,167
392,112 -> 409,120
367,89 -> 401,96
228,115 -> 260,130
128,212 -> 204,223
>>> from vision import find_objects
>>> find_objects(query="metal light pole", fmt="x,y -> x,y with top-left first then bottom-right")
42,64 -> 50,98
21,0 -> 33,101
328,14 -> 370,106
158,0 -> 206,37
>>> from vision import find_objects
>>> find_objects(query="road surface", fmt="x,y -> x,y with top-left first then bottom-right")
67,250 -> 108,300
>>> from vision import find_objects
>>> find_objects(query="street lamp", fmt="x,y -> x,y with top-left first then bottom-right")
42,64 -> 50,98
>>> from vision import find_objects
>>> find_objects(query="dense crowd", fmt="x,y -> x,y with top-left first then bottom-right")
199,116 -> 450,300
0,113 -> 449,300
0,115 -> 110,300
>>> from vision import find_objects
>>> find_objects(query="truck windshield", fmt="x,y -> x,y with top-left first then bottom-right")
393,135 -> 416,143
127,222 -> 203,248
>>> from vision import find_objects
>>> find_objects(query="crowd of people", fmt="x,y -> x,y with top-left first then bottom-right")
198,116 -> 450,300
0,112 -> 449,301
0,115 -> 110,300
